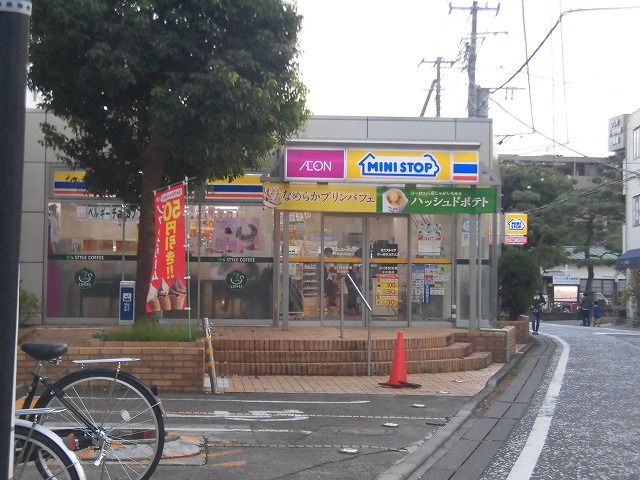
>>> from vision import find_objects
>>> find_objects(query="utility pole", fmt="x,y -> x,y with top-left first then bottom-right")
0,1 -> 31,478
419,57 -> 456,117
449,1 -> 500,118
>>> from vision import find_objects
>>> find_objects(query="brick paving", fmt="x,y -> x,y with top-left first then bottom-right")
19,325 -> 506,397
207,363 -> 504,397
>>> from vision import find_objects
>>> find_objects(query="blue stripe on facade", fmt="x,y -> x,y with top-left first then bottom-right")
54,181 -> 88,190
452,163 -> 478,174
209,185 -> 263,192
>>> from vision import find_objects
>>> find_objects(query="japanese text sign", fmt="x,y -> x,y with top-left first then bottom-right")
263,183 -> 377,212
504,213 -> 528,236
377,186 -> 496,214
346,149 -> 479,184
146,184 -> 188,312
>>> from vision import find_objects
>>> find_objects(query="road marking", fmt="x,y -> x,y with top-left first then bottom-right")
211,460 -> 247,468
592,332 -> 640,336
165,411 -> 445,421
208,449 -> 243,458
160,398 -> 370,404
167,410 -> 309,422
167,427 -> 313,434
506,333 -> 569,480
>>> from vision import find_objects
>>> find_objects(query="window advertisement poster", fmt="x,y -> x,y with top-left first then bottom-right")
146,184 -> 188,313
372,264 -> 399,308
212,215 -> 261,254
417,223 -> 442,256
411,264 -> 450,302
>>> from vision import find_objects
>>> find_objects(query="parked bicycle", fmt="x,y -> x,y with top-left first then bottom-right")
14,408 -> 86,480
19,341 -> 165,480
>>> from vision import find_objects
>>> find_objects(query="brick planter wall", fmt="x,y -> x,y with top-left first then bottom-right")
454,326 -> 515,363
504,317 -> 530,344
17,343 -> 204,393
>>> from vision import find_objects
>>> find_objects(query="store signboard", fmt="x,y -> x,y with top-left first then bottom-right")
285,148 -> 346,181
264,183 -> 377,212
505,213 -> 528,236
377,186 -> 496,214
264,183 -> 496,214
346,149 -> 479,184
53,170 -> 92,197
146,184 -> 188,313
205,174 -> 263,200
553,276 -> 580,285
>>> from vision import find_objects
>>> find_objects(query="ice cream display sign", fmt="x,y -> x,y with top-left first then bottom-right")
146,184 -> 188,313
284,148 -> 345,181
74,267 -> 95,289
225,270 -> 248,291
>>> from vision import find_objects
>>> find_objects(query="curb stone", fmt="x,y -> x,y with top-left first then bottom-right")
376,339 -> 536,480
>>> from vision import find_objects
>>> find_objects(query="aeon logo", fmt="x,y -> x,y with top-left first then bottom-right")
285,148 -> 345,180
299,160 -> 332,173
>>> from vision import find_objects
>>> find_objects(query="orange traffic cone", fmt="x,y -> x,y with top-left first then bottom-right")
379,331 -> 421,389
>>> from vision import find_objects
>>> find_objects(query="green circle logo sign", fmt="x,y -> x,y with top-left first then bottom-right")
74,267 -> 96,289
225,270 -> 248,291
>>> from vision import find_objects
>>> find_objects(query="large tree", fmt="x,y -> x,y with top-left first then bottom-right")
500,164 -> 575,269
29,0 -> 308,318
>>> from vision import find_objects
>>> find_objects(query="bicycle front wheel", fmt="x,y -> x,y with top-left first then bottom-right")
35,368 -> 164,480
14,420 -> 86,480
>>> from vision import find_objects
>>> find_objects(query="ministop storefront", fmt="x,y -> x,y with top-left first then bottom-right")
23,113 -> 500,328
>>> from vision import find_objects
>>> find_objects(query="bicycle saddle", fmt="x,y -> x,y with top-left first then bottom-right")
21,342 -> 68,361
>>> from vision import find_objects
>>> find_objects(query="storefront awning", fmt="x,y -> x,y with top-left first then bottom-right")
616,248 -> 640,270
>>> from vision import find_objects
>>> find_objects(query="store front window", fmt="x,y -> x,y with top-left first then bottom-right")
197,205 -> 274,320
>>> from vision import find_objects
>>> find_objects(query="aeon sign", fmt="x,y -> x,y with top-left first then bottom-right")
285,148 -> 346,181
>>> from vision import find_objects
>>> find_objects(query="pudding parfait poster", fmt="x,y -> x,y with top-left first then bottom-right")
146,184 -> 188,312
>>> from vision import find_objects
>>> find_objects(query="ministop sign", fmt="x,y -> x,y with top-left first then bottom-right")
505,213 -> 528,235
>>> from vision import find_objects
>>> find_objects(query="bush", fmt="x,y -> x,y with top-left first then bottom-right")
19,287 -> 41,325
98,323 -> 202,342
499,248 -> 539,320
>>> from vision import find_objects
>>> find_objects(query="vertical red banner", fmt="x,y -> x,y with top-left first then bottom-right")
146,184 -> 188,312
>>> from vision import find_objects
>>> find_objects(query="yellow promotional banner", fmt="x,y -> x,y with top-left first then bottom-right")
346,149 -> 479,184
263,182 -> 377,212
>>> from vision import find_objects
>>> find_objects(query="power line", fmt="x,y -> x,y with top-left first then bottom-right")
520,0 -> 535,129
491,6 -> 640,94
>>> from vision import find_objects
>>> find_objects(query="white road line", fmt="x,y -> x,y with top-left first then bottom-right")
506,333 -> 569,480
592,332 -> 640,336
167,427 -> 313,434
160,398 -> 370,404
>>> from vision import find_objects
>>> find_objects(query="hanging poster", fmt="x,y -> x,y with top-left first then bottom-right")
212,215 -> 261,254
417,223 -> 442,256
146,184 -> 188,312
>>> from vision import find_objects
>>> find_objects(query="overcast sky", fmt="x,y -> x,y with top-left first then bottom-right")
295,0 -> 640,158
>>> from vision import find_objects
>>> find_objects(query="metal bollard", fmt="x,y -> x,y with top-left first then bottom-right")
201,317 -> 218,394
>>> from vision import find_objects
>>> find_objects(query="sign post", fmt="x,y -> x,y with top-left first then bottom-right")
119,281 -> 135,325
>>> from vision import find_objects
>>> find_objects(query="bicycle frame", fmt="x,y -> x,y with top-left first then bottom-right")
21,359 -> 130,441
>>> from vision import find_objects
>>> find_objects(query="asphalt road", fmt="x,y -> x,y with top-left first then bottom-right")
152,392 -> 468,479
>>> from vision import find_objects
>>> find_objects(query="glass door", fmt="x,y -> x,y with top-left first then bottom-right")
322,214 -> 364,322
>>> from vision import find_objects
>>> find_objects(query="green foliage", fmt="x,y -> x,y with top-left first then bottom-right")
501,164 -> 575,269
29,0 -> 308,205
499,248 -> 539,320
98,323 -> 203,342
19,288 -> 41,325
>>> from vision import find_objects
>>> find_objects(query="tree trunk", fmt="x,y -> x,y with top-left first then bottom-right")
135,135 -> 164,321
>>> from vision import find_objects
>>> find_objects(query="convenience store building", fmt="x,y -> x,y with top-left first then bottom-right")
20,112 -> 500,328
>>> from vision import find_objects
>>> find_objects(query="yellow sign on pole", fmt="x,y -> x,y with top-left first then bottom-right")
504,213 -> 528,245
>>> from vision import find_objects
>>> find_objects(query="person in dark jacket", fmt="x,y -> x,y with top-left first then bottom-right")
580,292 -> 593,326
531,292 -> 546,335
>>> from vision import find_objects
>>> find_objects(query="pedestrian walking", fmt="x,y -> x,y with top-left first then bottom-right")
531,292 -> 546,335
593,300 -> 602,327
579,291 -> 593,326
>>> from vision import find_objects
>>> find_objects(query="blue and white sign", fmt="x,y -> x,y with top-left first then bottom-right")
424,284 -> 431,304
356,152 -> 441,178
119,281 -> 135,324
